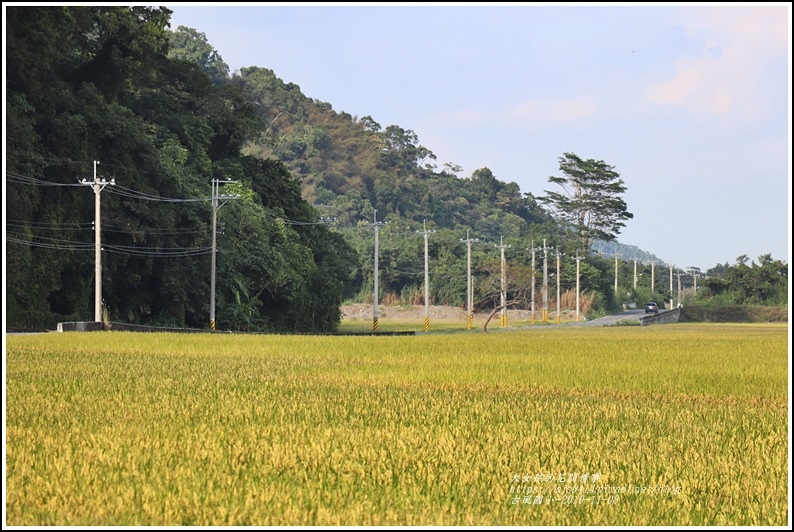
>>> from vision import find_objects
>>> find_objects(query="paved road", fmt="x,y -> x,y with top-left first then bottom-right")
568,308 -> 647,327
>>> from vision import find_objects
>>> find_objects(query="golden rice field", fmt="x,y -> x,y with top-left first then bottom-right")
5,323 -> 790,526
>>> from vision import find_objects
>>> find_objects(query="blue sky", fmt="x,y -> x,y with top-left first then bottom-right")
170,3 -> 791,270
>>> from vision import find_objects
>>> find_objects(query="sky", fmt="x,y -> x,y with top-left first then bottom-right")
166,2 -> 791,271
19,2 -> 791,271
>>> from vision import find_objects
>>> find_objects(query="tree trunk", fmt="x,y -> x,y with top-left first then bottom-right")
482,300 -> 520,332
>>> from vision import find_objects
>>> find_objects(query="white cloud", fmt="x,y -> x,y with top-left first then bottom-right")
508,95 -> 596,125
424,95 -> 595,130
643,6 -> 788,121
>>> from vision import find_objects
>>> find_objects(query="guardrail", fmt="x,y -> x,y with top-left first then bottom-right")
638,308 -> 680,326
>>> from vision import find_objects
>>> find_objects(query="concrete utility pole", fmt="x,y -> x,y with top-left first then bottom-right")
669,264 -> 674,309
555,246 -> 562,324
574,250 -> 582,323
651,260 -> 655,292
209,179 -> 239,330
690,268 -> 698,294
496,237 -> 510,328
542,239 -> 549,324
529,241 -> 537,325
369,210 -> 387,332
461,230 -> 478,330
677,269 -> 682,308
614,253 -> 619,296
417,220 -> 435,332
633,257 -> 638,290
80,161 -> 115,323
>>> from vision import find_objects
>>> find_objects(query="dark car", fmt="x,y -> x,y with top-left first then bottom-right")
645,302 -> 659,313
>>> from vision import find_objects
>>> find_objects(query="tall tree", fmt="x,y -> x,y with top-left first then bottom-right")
167,25 -> 229,85
539,152 -> 633,252
5,6 -> 357,332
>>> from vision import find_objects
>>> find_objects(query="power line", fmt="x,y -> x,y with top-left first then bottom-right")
5,235 -> 94,251
7,234 -> 213,257
6,171 -> 83,187
103,244 -> 213,257
5,219 -> 204,235
106,184 -> 213,203
7,170 -> 214,202
5,219 -> 93,229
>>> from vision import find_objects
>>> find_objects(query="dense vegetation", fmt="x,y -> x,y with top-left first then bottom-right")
699,254 -> 788,307
6,6 -> 355,332
5,7 -> 787,331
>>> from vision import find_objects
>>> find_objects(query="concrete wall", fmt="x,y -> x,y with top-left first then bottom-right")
55,321 -> 416,336
639,308 -> 680,326
57,321 -> 217,333
57,321 -> 104,332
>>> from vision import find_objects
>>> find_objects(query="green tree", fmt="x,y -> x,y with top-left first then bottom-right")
168,26 -> 229,85
5,6 -> 357,332
540,152 -> 633,251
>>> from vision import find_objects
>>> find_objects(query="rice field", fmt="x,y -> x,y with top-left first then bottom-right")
4,324 -> 790,526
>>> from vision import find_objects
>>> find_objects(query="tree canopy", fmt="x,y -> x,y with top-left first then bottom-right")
539,152 -> 634,251
5,6 -> 356,332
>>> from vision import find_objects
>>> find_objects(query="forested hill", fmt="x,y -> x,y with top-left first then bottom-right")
5,7 -> 357,332
167,27 -> 553,239
232,65 -> 554,236
169,25 -> 662,308
10,8 -> 779,333
1,8 -> 681,333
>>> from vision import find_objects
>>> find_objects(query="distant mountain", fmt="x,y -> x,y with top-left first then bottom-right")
168,25 -> 673,310
591,240 -> 667,266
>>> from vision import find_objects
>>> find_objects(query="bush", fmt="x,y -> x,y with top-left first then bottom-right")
680,305 -> 787,323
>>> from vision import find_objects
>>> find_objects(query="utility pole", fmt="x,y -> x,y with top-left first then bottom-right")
633,257 -> 638,290
529,241 -> 537,325
689,267 -> 699,295
461,230 -> 478,330
574,250 -> 582,323
669,264 -> 674,309
651,260 -> 655,292
417,220 -> 435,332
614,253 -> 619,297
209,179 -> 238,330
368,210 -> 387,332
676,269 -> 682,308
496,237 -> 510,328
555,246 -> 562,324
80,161 -> 115,323
542,239 -> 549,324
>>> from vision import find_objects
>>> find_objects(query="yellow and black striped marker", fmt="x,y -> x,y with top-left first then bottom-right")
373,318 -> 379,332
500,313 -> 507,328
210,319 -> 216,331
543,310 -> 548,324
424,316 -> 430,332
